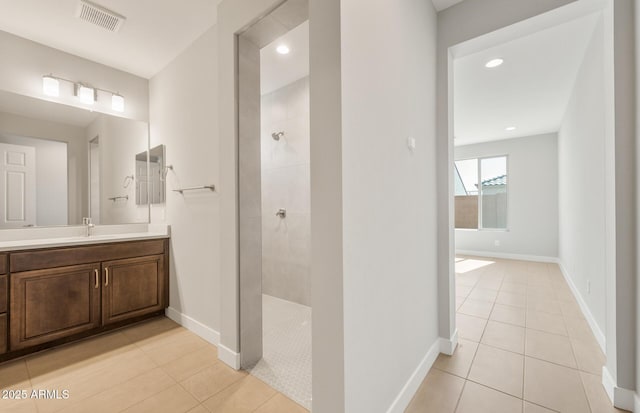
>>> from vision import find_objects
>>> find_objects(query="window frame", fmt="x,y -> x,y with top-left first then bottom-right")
454,154 -> 509,232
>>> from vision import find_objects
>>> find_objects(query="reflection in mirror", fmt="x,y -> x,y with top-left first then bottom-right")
0,90 -> 149,228
136,145 -> 165,205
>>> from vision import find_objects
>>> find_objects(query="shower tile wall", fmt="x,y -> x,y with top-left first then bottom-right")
261,77 -> 310,306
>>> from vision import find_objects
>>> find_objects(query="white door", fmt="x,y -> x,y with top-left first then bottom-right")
136,159 -> 148,205
149,162 -> 161,204
0,143 -> 36,228
89,138 -> 101,224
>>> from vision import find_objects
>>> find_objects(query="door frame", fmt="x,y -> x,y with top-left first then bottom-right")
440,0 -> 635,408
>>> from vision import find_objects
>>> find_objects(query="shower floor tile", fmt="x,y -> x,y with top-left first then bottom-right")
248,294 -> 312,410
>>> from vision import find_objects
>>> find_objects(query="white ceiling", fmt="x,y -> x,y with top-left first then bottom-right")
0,0 -> 221,79
453,13 -> 600,145
431,0 -> 465,12
260,21 -> 309,95
0,90 -> 98,128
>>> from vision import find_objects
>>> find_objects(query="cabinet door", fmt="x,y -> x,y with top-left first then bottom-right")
10,263 -> 101,351
102,255 -> 166,325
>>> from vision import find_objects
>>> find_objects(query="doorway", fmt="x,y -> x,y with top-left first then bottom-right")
236,1 -> 311,409
444,0 -> 630,409
89,136 -> 100,224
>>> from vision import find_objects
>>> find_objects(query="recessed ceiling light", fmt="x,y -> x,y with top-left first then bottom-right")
505,126 -> 516,131
276,45 -> 290,55
485,58 -> 504,68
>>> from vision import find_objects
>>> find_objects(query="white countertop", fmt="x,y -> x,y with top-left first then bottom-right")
0,223 -> 170,252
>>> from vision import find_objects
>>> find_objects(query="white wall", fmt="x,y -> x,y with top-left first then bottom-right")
0,111 -> 86,224
340,0 -> 439,411
0,132 -> 68,226
0,30 -> 148,121
558,18 -> 607,342
636,0 -> 640,401
149,26 -> 220,337
261,77 -> 311,306
455,134 -> 559,259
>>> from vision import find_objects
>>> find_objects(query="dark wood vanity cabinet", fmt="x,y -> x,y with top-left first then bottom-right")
2,238 -> 169,358
10,263 -> 102,351
102,255 -> 165,325
0,255 -> 7,354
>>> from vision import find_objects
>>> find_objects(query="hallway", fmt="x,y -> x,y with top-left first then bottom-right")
406,257 -> 622,413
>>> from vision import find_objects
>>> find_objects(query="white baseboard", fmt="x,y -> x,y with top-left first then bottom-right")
386,339 -> 440,413
602,366 -> 615,402
602,366 -> 636,411
556,262 -> 606,352
165,307 -> 220,346
439,330 -> 459,356
455,249 -> 558,263
165,307 -> 241,370
218,343 -> 241,370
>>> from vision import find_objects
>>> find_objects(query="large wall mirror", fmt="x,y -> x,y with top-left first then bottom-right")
0,89 -> 150,228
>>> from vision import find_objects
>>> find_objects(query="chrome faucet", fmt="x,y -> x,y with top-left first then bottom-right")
82,217 -> 95,237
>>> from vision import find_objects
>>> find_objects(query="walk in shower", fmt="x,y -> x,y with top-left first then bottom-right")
237,2 -> 311,409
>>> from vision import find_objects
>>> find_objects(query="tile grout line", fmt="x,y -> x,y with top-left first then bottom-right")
456,312 -> 603,373
251,391 -> 280,412
452,377 -> 468,413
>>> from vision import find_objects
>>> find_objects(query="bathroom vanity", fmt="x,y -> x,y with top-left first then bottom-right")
0,229 -> 169,362
0,76 -> 173,363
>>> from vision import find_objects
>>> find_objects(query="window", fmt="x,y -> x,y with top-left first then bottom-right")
454,155 -> 507,230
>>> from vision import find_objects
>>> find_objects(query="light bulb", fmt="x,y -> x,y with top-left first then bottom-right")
42,76 -> 59,97
77,85 -> 95,105
112,94 -> 125,112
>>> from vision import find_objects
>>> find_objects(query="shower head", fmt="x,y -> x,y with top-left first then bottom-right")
271,131 -> 285,141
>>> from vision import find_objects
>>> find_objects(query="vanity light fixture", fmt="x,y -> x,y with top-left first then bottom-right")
42,75 -> 60,97
112,94 -> 125,112
76,84 -> 97,105
42,74 -> 126,112
485,58 -> 504,68
276,44 -> 290,55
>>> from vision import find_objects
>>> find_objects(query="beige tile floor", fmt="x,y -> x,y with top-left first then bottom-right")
0,317 -> 308,413
406,256 -> 627,413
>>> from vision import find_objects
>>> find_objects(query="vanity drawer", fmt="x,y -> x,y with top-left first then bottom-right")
10,239 -> 167,273
0,275 -> 6,313
0,254 -> 6,275
0,313 -> 6,354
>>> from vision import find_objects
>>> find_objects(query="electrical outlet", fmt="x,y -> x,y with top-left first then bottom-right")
587,280 -> 591,294
494,240 -> 500,247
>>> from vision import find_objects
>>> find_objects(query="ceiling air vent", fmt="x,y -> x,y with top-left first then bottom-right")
75,0 -> 126,33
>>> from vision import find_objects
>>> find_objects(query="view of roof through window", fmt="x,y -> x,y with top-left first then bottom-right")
454,156 -> 507,195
